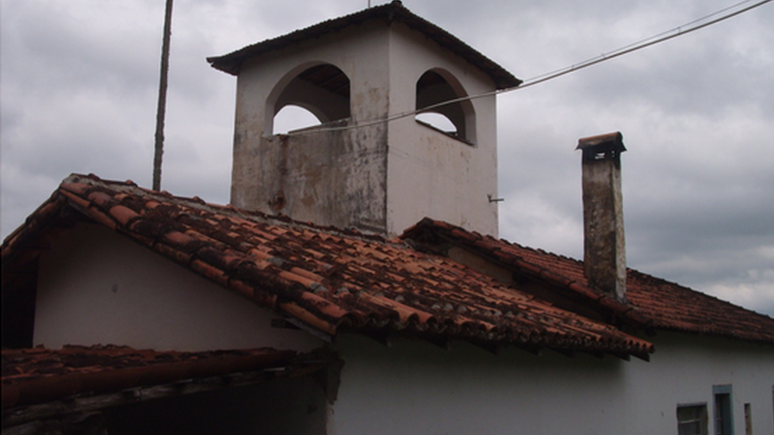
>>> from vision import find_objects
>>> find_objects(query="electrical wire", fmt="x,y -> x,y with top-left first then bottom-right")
517,0 -> 770,90
288,0 -> 771,136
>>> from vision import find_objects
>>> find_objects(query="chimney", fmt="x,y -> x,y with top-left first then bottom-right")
576,132 -> 627,301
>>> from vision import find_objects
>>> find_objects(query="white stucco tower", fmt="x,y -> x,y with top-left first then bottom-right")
208,1 -> 520,237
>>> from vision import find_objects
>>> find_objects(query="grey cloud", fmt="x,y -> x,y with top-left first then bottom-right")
2,3 -> 160,98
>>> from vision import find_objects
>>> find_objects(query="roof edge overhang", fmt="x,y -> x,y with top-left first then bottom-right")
1,346 -> 337,425
206,1 -> 521,90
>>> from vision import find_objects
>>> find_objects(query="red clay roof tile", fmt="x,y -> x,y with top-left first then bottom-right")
402,218 -> 774,345
2,174 -> 669,359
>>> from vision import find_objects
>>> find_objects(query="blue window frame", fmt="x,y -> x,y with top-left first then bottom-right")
713,384 -> 734,435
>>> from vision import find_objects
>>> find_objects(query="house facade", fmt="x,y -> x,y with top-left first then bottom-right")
3,174 -> 773,434
330,333 -> 772,434
3,2 -> 774,434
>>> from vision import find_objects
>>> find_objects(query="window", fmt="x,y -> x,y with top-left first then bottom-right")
713,385 -> 734,435
678,403 -> 708,435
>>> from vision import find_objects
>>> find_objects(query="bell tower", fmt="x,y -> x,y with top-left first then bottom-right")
208,1 -> 520,236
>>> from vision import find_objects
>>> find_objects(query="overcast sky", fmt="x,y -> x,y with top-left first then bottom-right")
2,0 -> 772,317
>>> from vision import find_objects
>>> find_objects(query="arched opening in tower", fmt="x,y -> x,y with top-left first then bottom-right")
415,69 -> 475,144
271,64 -> 351,135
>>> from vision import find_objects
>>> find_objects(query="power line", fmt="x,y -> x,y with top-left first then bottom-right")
288,0 -> 771,136
518,0 -> 771,90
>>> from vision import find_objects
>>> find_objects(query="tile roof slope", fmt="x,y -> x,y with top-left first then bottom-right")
2,345 -> 317,409
206,0 -> 521,90
2,174 -> 652,360
401,218 -> 774,345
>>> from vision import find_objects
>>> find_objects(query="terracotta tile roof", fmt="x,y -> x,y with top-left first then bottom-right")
207,1 -> 521,90
2,345 -> 318,409
2,174 -> 652,360
402,218 -> 774,345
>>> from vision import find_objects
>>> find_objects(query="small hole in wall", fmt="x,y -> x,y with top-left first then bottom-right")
273,105 -> 321,135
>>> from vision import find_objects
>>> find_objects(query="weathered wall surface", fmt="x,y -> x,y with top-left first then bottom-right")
581,153 -> 626,299
230,23 -> 391,232
34,223 -> 323,352
229,19 -> 502,237
330,333 -> 774,435
385,22 -> 500,237
238,126 -> 388,233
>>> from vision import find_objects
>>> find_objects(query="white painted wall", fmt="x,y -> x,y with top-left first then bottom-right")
329,333 -> 774,435
34,223 -> 323,352
385,22 -> 499,236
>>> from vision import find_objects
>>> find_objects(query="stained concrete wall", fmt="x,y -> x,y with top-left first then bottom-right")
238,127 -> 388,233
330,333 -> 774,435
230,18 -> 500,237
34,223 -> 323,352
581,152 -> 626,300
231,23 -> 391,233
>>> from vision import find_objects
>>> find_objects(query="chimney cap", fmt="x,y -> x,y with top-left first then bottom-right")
576,131 -> 626,152
576,132 -> 626,162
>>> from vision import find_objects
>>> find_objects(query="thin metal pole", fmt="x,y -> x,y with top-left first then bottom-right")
153,0 -> 173,191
